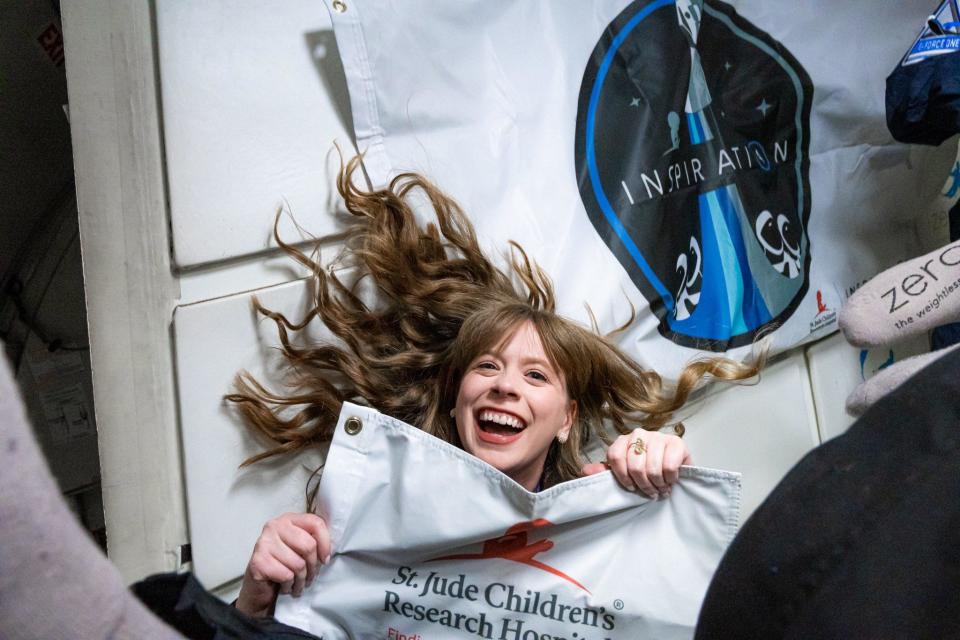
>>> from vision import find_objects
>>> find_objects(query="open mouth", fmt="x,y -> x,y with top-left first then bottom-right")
476,409 -> 527,442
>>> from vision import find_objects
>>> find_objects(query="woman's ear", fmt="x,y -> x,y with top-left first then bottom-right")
559,399 -> 577,441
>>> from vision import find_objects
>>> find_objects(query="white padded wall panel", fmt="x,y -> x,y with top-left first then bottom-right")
174,279 -> 325,588
157,1 -> 352,268
806,332 -> 930,443
680,352 -> 820,522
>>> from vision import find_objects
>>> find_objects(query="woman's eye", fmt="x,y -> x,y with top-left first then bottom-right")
527,370 -> 548,382
477,361 -> 498,370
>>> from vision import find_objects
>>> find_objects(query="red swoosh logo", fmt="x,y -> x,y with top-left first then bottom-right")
430,519 -> 590,594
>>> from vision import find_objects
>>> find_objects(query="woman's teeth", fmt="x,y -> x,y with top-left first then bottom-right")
478,410 -> 525,430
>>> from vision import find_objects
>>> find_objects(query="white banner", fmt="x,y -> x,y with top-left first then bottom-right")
275,403 -> 741,639
322,0 -> 955,378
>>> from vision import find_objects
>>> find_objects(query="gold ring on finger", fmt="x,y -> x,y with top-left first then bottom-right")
632,437 -> 646,455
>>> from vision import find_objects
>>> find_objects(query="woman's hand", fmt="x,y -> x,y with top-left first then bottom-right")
235,512 -> 331,619
582,429 -> 692,500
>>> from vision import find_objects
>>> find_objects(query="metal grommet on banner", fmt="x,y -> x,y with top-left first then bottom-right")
332,0 -> 347,13
344,416 -> 362,435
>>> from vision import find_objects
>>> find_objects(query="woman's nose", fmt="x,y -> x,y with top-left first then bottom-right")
491,370 -> 520,396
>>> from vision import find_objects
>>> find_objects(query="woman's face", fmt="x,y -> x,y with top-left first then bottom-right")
454,321 -> 576,490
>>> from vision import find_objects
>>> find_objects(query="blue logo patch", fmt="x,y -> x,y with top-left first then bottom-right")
575,0 -> 813,350
902,0 -> 960,66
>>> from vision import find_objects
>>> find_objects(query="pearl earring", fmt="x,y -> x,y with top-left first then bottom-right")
449,408 -> 456,418
557,432 -> 568,444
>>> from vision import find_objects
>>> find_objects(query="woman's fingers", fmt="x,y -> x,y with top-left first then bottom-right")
268,540 -> 307,595
278,525 -> 319,595
261,514 -> 332,596
289,513 -> 332,569
605,430 -> 693,500
237,512 -> 332,617
607,432 -> 657,499
624,433 -> 658,499
644,437 -> 669,494
605,434 -> 634,492
581,461 -> 608,476
662,437 -> 689,485
259,555 -> 296,594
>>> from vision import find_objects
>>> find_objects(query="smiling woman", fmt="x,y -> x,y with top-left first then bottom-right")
453,319 -> 578,491
226,154 -> 764,618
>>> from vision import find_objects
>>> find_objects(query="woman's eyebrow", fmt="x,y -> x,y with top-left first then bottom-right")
518,356 -> 555,371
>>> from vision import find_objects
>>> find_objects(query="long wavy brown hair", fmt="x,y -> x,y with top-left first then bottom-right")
227,155 -> 763,490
